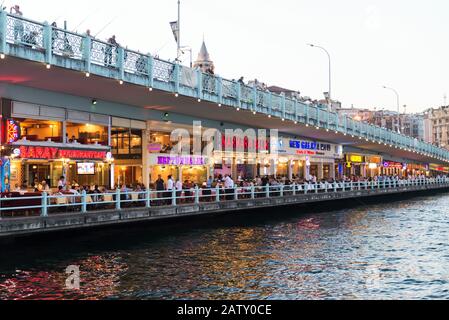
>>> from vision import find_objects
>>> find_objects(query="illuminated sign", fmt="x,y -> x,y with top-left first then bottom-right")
157,156 -> 206,166
348,155 -> 364,163
6,120 -> 20,144
18,146 -> 107,160
148,143 -> 163,153
221,136 -> 269,153
278,138 -> 343,159
383,161 -> 405,169
289,140 -> 331,152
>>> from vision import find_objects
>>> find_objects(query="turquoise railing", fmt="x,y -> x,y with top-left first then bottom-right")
0,9 -> 448,162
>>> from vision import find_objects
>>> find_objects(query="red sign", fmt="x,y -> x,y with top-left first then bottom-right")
221,136 -> 269,152
295,150 -> 317,156
18,146 -> 107,160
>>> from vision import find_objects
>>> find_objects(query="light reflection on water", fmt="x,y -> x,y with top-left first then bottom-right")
1,194 -> 449,300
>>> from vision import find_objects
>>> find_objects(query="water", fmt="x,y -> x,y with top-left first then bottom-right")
1,193 -> 449,300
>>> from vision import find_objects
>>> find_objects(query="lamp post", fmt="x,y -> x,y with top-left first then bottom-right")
308,44 -> 332,111
383,86 -> 401,134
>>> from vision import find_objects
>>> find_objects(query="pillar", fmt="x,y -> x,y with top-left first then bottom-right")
142,129 -> 151,189
288,160 -> 293,181
232,158 -> 238,179
329,162 -> 336,180
304,163 -> 309,181
318,162 -> 324,180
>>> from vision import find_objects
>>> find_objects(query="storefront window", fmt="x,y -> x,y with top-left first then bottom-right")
18,119 -> 63,143
149,132 -> 194,154
66,123 -> 108,146
111,128 -> 142,158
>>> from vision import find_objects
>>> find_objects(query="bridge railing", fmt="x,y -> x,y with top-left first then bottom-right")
1,10 -> 449,162
1,177 -> 448,219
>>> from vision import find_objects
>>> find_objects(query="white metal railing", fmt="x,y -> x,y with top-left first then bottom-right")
1,178 -> 448,219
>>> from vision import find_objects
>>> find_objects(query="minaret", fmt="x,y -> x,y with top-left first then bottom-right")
194,41 -> 215,73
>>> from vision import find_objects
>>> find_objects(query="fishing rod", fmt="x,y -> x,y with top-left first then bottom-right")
73,6 -> 101,32
94,15 -> 119,38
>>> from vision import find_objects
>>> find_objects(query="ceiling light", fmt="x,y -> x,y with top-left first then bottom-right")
119,80 -> 124,85
46,64 -> 51,69
86,72 -> 90,77
92,99 -> 97,105
148,87 -> 153,92
0,54 -> 5,59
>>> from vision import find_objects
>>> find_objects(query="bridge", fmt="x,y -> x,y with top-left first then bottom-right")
1,9 -> 448,165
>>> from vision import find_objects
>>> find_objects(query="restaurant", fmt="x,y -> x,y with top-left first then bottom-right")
341,153 -> 383,178
1,100 -> 113,189
148,154 -> 209,185
277,138 -> 344,180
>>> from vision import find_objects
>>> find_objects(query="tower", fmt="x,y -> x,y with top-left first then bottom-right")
194,41 -> 214,74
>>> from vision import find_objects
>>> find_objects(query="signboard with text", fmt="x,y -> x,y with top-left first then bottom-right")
278,138 -> 343,159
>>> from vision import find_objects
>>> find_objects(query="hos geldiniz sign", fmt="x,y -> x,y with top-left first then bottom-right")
17,146 -> 107,160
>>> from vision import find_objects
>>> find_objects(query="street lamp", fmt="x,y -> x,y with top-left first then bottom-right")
383,86 -> 401,134
308,44 -> 332,111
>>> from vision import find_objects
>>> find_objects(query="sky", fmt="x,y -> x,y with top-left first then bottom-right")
9,0 -> 449,113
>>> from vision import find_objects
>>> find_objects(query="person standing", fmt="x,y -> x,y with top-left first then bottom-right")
175,179 -> 183,203
155,175 -> 165,205
166,175 -> 174,205
10,5 -> 24,42
58,176 -> 66,189
224,175 -> 235,201
105,35 -> 118,66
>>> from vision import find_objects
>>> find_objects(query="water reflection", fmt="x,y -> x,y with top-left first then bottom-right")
1,194 -> 449,300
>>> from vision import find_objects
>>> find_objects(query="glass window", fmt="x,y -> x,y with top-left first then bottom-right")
66,122 -> 109,146
111,127 -> 142,158
18,119 -> 63,142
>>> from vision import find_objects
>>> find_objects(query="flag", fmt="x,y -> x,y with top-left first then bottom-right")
170,21 -> 179,43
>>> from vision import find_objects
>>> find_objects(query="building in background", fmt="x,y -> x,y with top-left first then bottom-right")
423,106 -> 449,150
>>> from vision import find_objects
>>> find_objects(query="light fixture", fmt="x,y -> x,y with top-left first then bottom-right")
92,99 -> 97,105
0,54 -> 5,59
294,121 -> 298,124
253,111 -> 257,115
198,98 -> 201,102
148,87 -> 153,92
86,72 -> 90,77
46,64 -> 51,69
119,80 -> 124,85
175,93 -> 179,97
218,103 -> 222,107
237,108 -> 240,111
268,115 -> 271,118
282,118 -> 285,122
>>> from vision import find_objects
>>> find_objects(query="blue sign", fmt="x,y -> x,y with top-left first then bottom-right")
289,140 -> 331,152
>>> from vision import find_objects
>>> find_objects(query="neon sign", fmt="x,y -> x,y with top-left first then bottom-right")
289,140 -> 331,152
18,146 -> 107,160
157,156 -> 205,166
6,120 -> 19,144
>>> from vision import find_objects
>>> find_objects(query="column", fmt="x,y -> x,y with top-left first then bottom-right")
329,162 -> 336,180
232,158 -> 238,179
179,166 -> 183,183
288,160 -> 293,181
110,163 -> 115,189
142,129 -> 151,189
304,163 -> 309,181
318,162 -> 324,180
